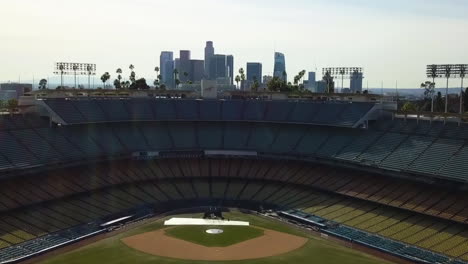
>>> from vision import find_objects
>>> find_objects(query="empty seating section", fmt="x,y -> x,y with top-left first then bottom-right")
43,99 -> 85,123
56,126 -> 104,158
295,127 -> 330,154
0,157 -> 466,262
247,124 -> 278,152
315,130 -> 358,157
71,100 -> 107,122
197,123 -> 223,149
139,123 -> 172,150
113,124 -> 148,152
44,99 -> 373,127
199,100 -> 221,120
264,101 -> 294,121
1,157 -> 467,227
83,125 -> 126,155
223,123 -> 250,150
337,103 -> 374,126
335,131 -> 383,161
270,126 -> 305,153
123,99 -> 155,120
312,103 -> 347,124
303,194 -> 468,261
10,130 -> 63,163
174,100 -> 198,120
153,100 -> 177,120
409,139 -> 464,175
168,123 -> 197,149
97,100 -> 131,121
440,144 -> 468,181
357,133 -> 407,164
34,128 -> 85,161
380,136 -> 433,170
221,100 -> 244,120
18,100 -> 468,181
289,102 -> 321,123
0,131 -> 39,168
243,101 -> 266,121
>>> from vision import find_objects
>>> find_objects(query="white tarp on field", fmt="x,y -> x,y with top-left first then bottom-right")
164,218 -> 249,226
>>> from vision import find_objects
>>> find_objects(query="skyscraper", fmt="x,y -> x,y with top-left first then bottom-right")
179,50 -> 191,83
350,71 -> 364,93
273,52 -> 287,82
307,72 -> 316,92
204,41 -> 215,79
160,51 -> 174,88
227,55 -> 234,85
247,63 -> 262,83
190,60 -> 205,83
209,55 -> 227,81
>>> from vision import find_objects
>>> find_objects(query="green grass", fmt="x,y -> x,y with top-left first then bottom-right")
165,225 -> 264,247
39,210 -> 394,264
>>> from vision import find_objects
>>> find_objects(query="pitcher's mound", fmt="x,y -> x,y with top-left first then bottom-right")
122,227 -> 308,261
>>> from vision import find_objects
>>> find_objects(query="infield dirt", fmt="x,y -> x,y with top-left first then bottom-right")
122,227 -> 308,261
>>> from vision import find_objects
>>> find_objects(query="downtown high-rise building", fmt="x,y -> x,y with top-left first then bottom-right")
209,55 -> 227,80
350,71 -> 364,93
190,60 -> 205,83
307,72 -> 316,92
160,51 -> 174,88
273,52 -> 287,82
247,63 -> 262,83
204,41 -> 215,79
227,55 -> 234,85
179,50 -> 191,83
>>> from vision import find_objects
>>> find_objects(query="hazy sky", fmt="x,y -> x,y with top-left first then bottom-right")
1,0 -> 468,88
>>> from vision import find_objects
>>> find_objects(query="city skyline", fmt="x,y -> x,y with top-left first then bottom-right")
1,0 -> 468,88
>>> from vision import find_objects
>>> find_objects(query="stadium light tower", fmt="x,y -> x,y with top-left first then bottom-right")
86,65 -> 97,89
54,62 -> 96,89
322,67 -> 363,93
460,65 -> 466,114
426,64 -> 467,113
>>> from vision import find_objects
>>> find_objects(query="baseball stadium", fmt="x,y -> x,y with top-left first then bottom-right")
0,92 -> 467,264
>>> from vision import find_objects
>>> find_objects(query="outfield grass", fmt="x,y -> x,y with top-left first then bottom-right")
40,211 -> 394,264
165,225 -> 264,247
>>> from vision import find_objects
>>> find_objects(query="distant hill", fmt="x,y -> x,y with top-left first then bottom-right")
369,88 -> 465,96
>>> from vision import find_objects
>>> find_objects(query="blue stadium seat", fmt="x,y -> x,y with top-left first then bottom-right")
71,100 -> 107,122
97,100 -> 131,121
175,100 -> 199,120
243,101 -> 267,121
264,101 -> 295,122
197,122 -> 223,149
199,100 -> 222,120
222,100 -> 244,120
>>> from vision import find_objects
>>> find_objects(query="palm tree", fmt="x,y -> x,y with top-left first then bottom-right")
173,69 -> 179,88
100,72 -> 111,89
235,75 -> 241,89
129,65 -> 136,84
183,72 -> 189,83
86,65 -> 94,89
116,68 -> 123,88
239,68 -> 246,90
38,79 -> 48,90
421,81 -> 435,112
252,77 -> 259,92
154,67 -> 160,88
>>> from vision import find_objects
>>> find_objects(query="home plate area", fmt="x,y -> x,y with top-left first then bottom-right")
122,216 -> 308,261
